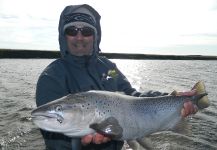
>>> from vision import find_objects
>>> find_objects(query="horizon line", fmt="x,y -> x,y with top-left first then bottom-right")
0,48 -> 217,60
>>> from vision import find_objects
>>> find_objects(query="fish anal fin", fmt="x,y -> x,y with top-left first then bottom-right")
137,137 -> 154,150
127,137 -> 154,150
172,118 -> 191,135
90,117 -> 123,139
127,140 -> 140,150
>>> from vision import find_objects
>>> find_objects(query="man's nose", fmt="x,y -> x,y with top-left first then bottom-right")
75,31 -> 84,40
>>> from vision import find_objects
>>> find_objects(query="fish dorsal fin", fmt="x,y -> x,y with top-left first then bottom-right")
89,117 -> 123,139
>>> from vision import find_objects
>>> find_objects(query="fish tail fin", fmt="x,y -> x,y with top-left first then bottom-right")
192,81 -> 210,109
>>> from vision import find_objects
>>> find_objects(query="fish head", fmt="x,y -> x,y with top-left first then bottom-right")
31,95 -> 95,134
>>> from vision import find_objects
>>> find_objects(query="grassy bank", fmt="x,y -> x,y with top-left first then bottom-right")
1,49 -> 217,60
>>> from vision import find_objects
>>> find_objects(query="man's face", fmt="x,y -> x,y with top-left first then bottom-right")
65,25 -> 94,56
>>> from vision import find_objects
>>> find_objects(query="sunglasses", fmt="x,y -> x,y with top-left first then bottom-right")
65,26 -> 94,37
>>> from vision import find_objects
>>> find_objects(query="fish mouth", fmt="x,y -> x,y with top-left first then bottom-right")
31,112 -> 63,122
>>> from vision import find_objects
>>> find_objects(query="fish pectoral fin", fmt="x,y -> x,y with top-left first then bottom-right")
89,117 -> 123,139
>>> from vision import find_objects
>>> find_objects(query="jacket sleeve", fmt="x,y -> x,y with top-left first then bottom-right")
36,75 -> 69,106
35,61 -> 75,150
36,61 -> 69,106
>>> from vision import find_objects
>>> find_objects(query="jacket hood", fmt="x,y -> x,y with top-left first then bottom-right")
58,4 -> 101,57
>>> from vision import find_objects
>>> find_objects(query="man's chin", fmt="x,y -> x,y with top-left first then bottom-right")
69,51 -> 92,56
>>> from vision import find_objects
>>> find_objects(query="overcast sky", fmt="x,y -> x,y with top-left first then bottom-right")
0,0 -> 217,55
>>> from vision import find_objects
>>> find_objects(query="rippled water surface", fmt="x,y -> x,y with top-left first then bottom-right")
0,59 -> 217,150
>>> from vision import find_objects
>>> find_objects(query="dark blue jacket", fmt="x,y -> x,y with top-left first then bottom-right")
36,54 -> 142,107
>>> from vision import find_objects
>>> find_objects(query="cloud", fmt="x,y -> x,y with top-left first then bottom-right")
0,13 -> 18,19
181,33 -> 217,38
212,0 -> 217,10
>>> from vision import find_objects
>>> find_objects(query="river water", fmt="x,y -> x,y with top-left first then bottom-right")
0,59 -> 217,150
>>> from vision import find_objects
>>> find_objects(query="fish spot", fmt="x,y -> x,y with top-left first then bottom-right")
57,118 -> 62,124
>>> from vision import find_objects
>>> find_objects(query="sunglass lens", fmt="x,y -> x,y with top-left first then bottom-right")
65,27 -> 94,36
65,27 -> 78,36
81,27 -> 94,36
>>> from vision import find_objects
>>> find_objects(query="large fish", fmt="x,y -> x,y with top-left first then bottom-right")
31,81 -> 209,145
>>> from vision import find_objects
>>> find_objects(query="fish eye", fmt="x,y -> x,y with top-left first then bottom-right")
55,105 -> 62,112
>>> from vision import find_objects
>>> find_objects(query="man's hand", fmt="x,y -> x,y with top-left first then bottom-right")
177,90 -> 198,117
81,133 -> 111,145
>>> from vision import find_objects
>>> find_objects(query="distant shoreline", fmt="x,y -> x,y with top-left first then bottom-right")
0,49 -> 217,60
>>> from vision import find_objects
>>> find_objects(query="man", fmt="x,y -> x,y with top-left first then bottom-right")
36,4 -> 197,150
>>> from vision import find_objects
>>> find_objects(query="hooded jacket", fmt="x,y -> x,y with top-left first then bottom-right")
36,4 -> 167,150
36,4 -> 144,109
